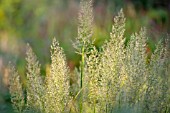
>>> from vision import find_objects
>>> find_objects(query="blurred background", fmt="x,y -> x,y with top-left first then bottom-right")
0,0 -> 170,112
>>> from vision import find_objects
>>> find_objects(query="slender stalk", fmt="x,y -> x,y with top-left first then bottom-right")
81,46 -> 85,88
93,100 -> 96,113
106,104 -> 108,113
80,45 -> 85,113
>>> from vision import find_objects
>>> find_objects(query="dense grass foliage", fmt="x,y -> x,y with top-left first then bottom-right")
9,0 -> 169,113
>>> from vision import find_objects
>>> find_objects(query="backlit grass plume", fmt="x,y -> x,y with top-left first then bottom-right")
25,44 -> 45,112
143,40 -> 170,113
44,38 -> 70,113
9,65 -> 25,113
99,9 -> 126,111
74,0 -> 93,53
73,0 -> 94,112
84,47 -> 102,112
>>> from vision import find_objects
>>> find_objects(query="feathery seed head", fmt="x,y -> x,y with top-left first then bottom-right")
9,64 -> 25,113
45,38 -> 70,113
74,0 -> 94,54
25,44 -> 44,112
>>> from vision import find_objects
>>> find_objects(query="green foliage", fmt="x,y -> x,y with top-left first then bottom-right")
8,0 -> 170,113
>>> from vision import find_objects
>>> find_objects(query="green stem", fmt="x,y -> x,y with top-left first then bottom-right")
81,46 -> 85,88
93,100 -> 96,113
80,46 -> 85,113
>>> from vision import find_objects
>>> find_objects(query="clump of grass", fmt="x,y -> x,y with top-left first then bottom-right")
9,39 -> 70,113
8,0 -> 169,113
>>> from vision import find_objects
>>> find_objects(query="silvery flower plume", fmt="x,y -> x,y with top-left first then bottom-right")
45,38 -> 70,113
72,1 -> 94,112
100,9 -> 126,110
143,39 -> 170,113
125,28 -> 148,105
9,64 -> 25,113
25,44 -> 45,112
73,0 -> 94,54
84,47 -> 103,112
